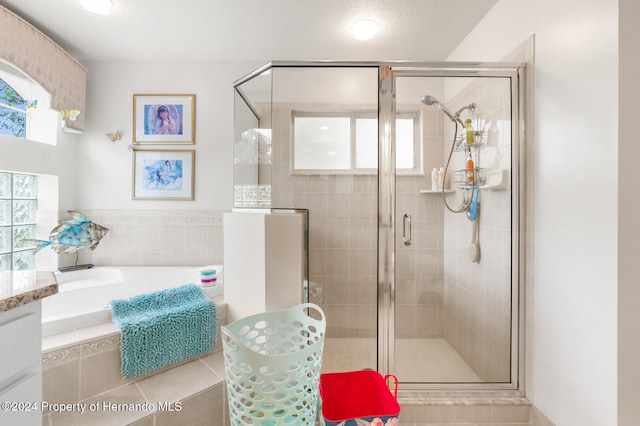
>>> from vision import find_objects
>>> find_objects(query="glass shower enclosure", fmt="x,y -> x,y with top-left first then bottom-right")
233,62 -> 524,394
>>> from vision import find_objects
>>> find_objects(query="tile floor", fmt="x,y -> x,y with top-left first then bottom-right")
322,337 -> 481,382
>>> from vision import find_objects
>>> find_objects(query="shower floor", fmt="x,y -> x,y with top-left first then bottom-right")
321,337 -> 481,383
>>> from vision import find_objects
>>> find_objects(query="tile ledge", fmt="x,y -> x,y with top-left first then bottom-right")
399,396 -> 531,406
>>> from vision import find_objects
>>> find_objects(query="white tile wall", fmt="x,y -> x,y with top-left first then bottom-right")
270,103 -> 378,338
66,210 -> 224,268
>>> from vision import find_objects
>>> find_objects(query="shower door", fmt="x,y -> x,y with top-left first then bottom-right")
386,67 -> 523,389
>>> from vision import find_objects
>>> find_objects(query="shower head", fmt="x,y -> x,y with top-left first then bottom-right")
420,95 -> 465,126
419,95 -> 440,106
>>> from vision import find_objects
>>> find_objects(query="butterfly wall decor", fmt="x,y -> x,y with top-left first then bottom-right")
105,130 -> 121,142
60,109 -> 81,121
26,100 -> 37,109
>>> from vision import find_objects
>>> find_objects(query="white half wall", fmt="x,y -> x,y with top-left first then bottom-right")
448,1 -> 618,425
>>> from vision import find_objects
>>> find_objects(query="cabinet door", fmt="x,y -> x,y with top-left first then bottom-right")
0,373 -> 41,426
0,302 -> 41,383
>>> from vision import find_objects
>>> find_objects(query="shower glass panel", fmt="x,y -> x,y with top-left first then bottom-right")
270,66 -> 380,373
233,68 -> 272,208
233,62 -> 523,393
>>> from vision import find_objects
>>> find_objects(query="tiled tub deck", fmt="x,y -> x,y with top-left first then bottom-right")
41,303 -> 228,426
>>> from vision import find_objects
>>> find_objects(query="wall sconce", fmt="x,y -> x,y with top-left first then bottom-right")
105,130 -> 120,142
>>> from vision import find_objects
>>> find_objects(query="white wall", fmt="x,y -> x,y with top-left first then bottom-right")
448,1 -> 618,425
0,130 -> 78,209
77,60 -> 265,211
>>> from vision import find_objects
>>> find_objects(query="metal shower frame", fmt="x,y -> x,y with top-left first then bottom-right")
234,61 -> 526,398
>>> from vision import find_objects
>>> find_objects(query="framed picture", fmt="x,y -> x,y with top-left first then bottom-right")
133,94 -> 195,144
132,149 -> 195,200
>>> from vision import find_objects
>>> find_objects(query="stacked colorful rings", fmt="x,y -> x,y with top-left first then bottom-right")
200,269 -> 217,285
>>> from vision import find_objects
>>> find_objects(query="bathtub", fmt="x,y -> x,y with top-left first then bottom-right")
42,265 -> 223,336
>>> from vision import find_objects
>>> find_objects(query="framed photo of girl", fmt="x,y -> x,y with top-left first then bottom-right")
133,94 -> 195,144
132,149 -> 195,200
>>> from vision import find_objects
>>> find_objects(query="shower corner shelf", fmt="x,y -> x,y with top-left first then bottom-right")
480,168 -> 508,190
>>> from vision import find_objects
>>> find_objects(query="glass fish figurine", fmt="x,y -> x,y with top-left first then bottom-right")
22,210 -> 109,254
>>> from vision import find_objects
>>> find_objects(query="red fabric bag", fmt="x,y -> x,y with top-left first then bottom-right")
319,370 -> 400,425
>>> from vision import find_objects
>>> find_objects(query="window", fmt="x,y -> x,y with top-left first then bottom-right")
0,172 -> 37,271
292,111 -> 421,174
0,65 -> 58,145
0,78 -> 27,138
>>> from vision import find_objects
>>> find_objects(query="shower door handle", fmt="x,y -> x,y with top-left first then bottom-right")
402,213 -> 412,246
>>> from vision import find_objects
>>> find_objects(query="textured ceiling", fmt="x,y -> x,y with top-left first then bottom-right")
0,0 -> 496,63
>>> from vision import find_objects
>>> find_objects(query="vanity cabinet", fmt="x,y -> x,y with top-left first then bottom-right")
0,270 -> 57,426
0,301 -> 42,426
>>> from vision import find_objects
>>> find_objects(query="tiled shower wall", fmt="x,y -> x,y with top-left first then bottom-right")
267,102 -> 448,340
270,103 -> 378,338
442,78 -> 513,382
68,210 -> 225,267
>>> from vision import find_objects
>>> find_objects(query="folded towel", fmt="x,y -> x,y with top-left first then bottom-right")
110,284 -> 217,378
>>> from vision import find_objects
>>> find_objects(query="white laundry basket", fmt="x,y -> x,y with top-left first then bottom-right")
221,303 -> 326,426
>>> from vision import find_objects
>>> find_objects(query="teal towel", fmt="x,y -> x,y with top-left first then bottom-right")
110,284 -> 217,378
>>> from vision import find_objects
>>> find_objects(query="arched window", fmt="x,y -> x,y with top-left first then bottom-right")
0,63 -> 58,145
0,78 -> 27,138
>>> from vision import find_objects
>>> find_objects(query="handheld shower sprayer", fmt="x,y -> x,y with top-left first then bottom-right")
419,95 -> 475,126
420,94 -> 478,215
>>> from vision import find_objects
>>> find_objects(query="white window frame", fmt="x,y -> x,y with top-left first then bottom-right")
291,110 -> 422,175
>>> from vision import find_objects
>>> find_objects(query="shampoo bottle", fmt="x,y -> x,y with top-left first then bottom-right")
466,152 -> 475,185
465,119 -> 475,146
431,168 -> 438,190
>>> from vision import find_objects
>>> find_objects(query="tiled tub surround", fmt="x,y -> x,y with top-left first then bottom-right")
67,210 -> 225,268
41,302 -> 228,426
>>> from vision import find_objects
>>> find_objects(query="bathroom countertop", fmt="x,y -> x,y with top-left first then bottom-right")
0,270 -> 58,313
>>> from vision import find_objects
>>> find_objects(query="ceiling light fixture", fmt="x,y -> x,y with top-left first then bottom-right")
352,19 -> 378,41
80,0 -> 114,15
